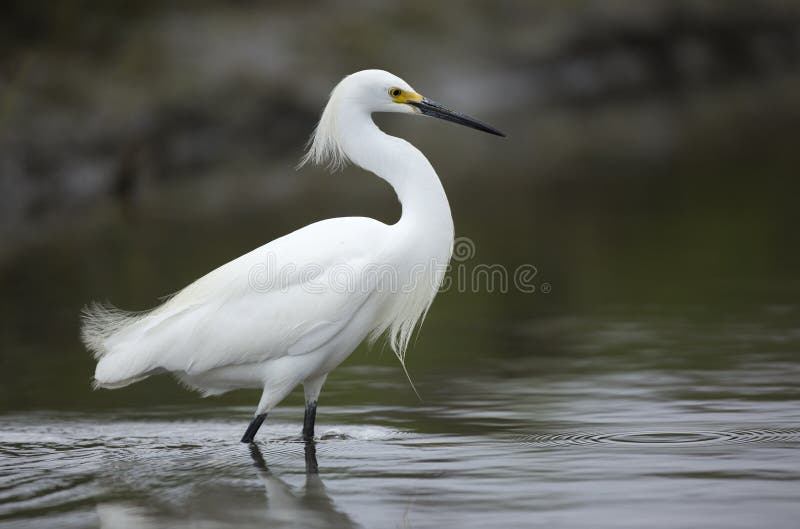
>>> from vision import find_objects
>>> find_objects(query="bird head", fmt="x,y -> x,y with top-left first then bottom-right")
342,69 -> 505,137
299,69 -> 504,170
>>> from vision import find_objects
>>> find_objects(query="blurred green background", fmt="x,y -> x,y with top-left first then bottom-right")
2,0 -> 800,412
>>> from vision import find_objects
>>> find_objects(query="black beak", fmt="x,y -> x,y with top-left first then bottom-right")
407,98 -> 506,137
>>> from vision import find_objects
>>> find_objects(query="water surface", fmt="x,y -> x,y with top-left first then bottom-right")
2,306 -> 799,528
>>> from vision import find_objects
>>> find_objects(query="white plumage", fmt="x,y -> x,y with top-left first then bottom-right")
81,69 -> 503,441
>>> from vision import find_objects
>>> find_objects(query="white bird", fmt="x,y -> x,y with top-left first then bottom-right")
81,69 -> 504,443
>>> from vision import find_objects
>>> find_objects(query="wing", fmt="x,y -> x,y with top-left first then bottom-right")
93,217 -> 389,385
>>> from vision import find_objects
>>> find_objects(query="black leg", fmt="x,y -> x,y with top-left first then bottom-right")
241,413 -> 267,443
302,401 -> 317,441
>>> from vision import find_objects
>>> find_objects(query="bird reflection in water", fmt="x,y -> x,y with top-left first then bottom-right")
247,441 -> 358,528
95,441 -> 359,528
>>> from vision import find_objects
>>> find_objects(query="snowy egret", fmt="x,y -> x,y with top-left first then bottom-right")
81,69 -> 504,443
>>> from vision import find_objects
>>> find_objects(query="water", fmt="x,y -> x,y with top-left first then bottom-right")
2,306 -> 799,528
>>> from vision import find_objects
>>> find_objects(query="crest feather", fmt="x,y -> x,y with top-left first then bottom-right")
297,81 -> 350,171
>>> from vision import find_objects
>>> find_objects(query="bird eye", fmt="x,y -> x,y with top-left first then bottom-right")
390,88 -> 402,98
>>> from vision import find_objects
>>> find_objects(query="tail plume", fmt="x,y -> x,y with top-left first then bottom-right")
80,301 -> 147,359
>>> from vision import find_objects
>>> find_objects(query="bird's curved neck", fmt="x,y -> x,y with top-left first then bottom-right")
338,111 -> 454,233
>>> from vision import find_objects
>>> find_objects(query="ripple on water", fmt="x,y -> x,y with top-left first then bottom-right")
316,425 -> 409,441
517,426 -> 800,447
